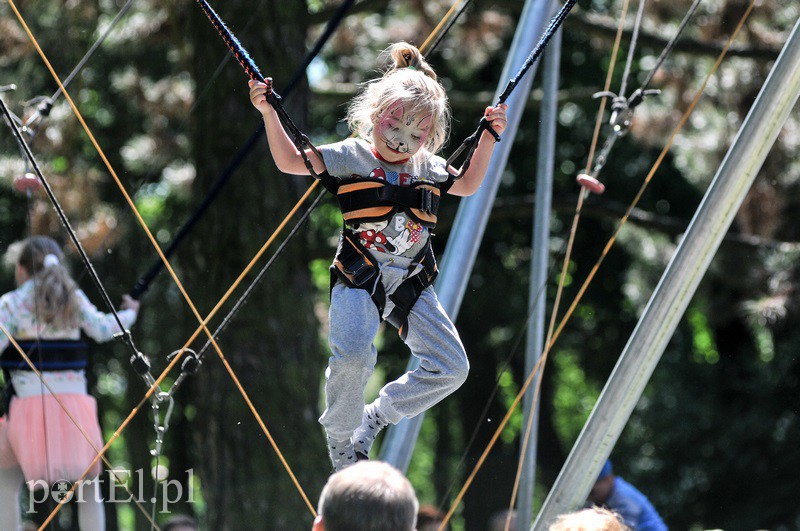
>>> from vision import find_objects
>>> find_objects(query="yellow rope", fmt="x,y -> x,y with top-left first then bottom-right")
501,1 -> 634,525
440,1 -> 756,527
9,0 -> 475,524
420,0 -> 467,52
6,0 -> 319,522
492,3 -> 633,527
0,325 -> 161,530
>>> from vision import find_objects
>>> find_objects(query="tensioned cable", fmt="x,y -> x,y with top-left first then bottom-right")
11,0 -> 503,523
438,2 -> 756,527
166,0 -> 468,393
0,324 -> 161,529
5,1 -> 319,522
420,0 -> 473,53
130,0 -> 357,299
23,0 -> 135,131
617,0 -> 647,101
0,95 -> 146,368
640,0 -> 703,93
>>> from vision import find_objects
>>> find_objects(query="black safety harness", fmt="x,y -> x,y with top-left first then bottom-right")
319,169 -> 456,340
0,339 -> 88,414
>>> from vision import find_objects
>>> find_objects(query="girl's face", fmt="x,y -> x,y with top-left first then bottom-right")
372,101 -> 432,163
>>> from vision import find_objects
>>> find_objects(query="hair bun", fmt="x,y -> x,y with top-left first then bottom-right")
388,42 -> 437,80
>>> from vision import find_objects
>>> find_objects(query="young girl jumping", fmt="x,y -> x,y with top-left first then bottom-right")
249,42 -> 507,471
0,236 -> 139,530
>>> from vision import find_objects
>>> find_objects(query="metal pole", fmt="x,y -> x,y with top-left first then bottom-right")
518,18 -> 562,531
381,0 -> 558,471
533,17 -> 800,529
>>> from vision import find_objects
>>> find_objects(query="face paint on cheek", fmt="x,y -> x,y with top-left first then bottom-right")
415,131 -> 429,149
375,117 -> 392,143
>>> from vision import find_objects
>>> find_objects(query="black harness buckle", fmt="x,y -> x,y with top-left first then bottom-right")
420,188 -> 433,214
347,260 -> 376,287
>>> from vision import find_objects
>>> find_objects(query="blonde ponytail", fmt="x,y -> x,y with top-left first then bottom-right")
13,236 -> 77,328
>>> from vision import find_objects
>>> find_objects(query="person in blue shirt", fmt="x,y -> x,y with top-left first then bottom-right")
587,460 -> 668,531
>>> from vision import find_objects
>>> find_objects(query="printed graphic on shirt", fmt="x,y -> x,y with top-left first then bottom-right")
350,166 -> 432,256
358,221 -> 396,254
357,216 -> 425,256
367,167 -> 427,186
318,138 -> 447,259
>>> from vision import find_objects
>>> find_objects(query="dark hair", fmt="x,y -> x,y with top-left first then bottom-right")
318,461 -> 418,531
9,236 -> 77,327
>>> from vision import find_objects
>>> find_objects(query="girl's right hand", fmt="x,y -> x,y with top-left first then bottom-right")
249,79 -> 272,115
121,294 -> 140,314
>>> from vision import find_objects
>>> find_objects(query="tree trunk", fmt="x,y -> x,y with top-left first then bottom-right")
185,2 -> 328,528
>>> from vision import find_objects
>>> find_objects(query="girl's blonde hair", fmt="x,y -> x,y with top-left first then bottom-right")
8,236 -> 77,328
346,42 -> 450,155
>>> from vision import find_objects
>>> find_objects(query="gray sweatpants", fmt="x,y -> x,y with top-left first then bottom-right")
319,259 -> 469,441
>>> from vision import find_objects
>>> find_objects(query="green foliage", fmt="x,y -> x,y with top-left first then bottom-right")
553,350 -> 600,442
2,0 -> 800,528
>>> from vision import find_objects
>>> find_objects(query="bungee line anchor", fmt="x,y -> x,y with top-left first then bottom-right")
576,0 -> 704,195
576,86 -> 661,194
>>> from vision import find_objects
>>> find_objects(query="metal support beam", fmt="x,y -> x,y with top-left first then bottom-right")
518,15 -> 561,530
533,17 -> 800,529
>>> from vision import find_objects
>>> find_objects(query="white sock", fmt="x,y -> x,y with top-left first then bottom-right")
77,477 -> 105,531
327,436 -> 357,472
352,402 -> 388,458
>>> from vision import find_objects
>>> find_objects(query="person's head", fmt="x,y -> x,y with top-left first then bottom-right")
587,460 -> 615,505
313,461 -> 418,531
346,42 -> 450,162
548,507 -> 629,531
417,503 -> 447,531
6,236 -> 77,327
162,514 -> 199,531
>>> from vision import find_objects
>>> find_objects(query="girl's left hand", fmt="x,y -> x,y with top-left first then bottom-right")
484,103 -> 509,136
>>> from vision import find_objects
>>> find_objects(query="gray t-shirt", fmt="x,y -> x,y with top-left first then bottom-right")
318,138 -> 450,260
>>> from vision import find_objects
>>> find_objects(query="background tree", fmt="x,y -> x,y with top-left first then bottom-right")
0,0 -> 798,529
